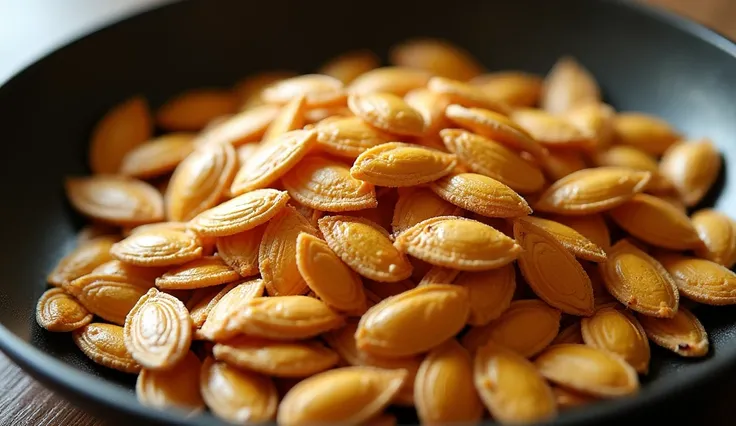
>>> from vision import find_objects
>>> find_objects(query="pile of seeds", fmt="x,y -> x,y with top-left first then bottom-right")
36,37 -> 735,424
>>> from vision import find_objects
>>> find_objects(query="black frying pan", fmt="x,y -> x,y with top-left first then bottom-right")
1,0 -> 736,424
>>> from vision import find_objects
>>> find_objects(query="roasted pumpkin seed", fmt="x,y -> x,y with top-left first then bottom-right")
347,93 -> 426,137
124,288 -> 192,370
36,288 -> 93,332
692,209 -> 736,268
157,89 -> 237,131
659,139 -> 722,207
136,351 -> 204,414
514,217 -> 595,316
656,253 -> 736,306
535,344 -> 639,397
318,215 -> 413,282
213,336 -> 340,377
474,340 -> 557,424
351,142 -> 456,187
541,56 -> 600,114
200,356 -> 278,423
581,305 -> 651,373
430,172 -> 532,218
355,284 -> 469,357
47,236 -> 117,287
277,366 -> 407,426
72,323 -> 141,373
637,307 -> 708,357
89,96 -> 152,174
415,339 -> 483,424
599,239 -> 679,318
110,227 -> 203,267
282,155 -> 377,211
66,176 -> 164,226
395,216 -> 522,271
189,188 -> 290,237
155,255 -> 240,290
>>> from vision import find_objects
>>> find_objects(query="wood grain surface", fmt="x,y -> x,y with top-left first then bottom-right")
0,0 -> 732,425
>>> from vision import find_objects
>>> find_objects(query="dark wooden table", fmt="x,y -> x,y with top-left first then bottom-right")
0,0 -> 734,424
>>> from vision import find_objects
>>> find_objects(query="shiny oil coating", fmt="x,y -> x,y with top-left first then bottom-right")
213,337 -> 339,378
295,233 -> 367,313
198,279 -> 265,341
89,96 -> 152,175
72,323 -> 141,374
259,206 -> 319,296
514,217 -> 595,316
318,215 -> 413,283
110,228 -> 203,267
188,188 -> 290,237
395,216 -> 522,271
136,351 -> 204,414
35,288 -> 93,332
347,93 -> 426,137
314,116 -> 392,159
155,256 -> 240,290
637,307 -> 709,357
164,142 -> 237,222
581,305 -> 651,373
655,253 -> 736,305
229,295 -> 344,340
391,187 -> 460,236
430,173 -> 531,218
520,216 -> 607,262
230,129 -> 318,195
461,299 -> 560,357
535,344 -> 639,397
66,272 -> 151,326
65,176 -> 164,226
414,339 -> 483,424
474,341 -> 557,424
692,209 -> 736,268
599,239 -> 679,318
277,366 -> 406,426
355,284 -> 469,357
200,357 -> 278,423
350,142 -> 456,187
609,193 -> 701,250
440,129 -> 545,194
124,288 -> 192,370
445,104 -> 546,159
282,156 -> 377,211
535,167 -> 652,215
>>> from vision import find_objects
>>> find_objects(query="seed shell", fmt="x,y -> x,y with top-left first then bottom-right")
347,93 -> 426,137
318,215 -> 413,282
200,357 -> 278,423
136,351 -> 204,414
47,236 -> 117,287
65,176 -> 164,226
415,339 -> 483,425
692,209 -> 736,268
277,366 -> 407,426
355,284 -> 469,357
124,288 -> 193,370
430,172 -> 532,218
514,217 -> 595,316
656,253 -> 736,306
474,341 -> 557,424
535,344 -> 639,397
351,142 -> 457,187
189,188 -> 290,237
637,307 -> 709,357
89,96 -> 152,174
110,228 -> 203,267
659,139 -> 722,206
282,155 -> 377,211
395,216 -> 522,271
36,288 -> 93,332
72,323 -> 141,373
520,216 -> 607,262
599,239 -> 679,318
215,225 -> 265,277
213,336 -> 340,377
581,305 -> 651,373
455,265 -> 516,326
155,256 -> 240,290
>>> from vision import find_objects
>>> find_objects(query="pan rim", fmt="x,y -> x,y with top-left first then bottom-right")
1,0 -> 735,424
